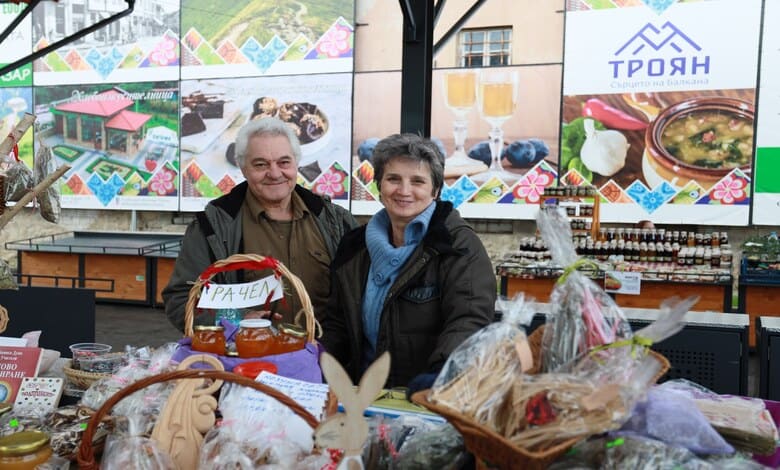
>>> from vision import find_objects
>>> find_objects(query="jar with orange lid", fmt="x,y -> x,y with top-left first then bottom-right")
274,323 -> 307,354
235,319 -> 275,358
0,430 -> 53,469
191,325 -> 226,355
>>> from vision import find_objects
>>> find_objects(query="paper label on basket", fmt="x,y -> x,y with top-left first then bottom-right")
515,336 -> 533,373
218,372 -> 329,451
197,275 -> 283,309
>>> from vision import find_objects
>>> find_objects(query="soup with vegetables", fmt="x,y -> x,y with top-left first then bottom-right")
661,110 -> 753,169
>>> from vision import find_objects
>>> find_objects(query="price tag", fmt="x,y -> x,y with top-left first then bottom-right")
604,271 -> 641,295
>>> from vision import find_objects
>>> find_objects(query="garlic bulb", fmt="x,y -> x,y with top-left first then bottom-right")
580,119 -> 630,176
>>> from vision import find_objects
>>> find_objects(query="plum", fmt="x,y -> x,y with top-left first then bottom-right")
357,138 -> 380,162
467,141 -> 492,166
502,140 -> 540,168
527,138 -> 550,160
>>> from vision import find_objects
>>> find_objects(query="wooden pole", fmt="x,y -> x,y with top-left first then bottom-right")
0,113 -> 36,158
0,164 -> 70,231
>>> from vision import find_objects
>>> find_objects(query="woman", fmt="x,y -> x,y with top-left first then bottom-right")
321,134 -> 496,389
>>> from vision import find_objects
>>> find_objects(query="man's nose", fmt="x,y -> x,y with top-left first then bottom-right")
267,163 -> 282,178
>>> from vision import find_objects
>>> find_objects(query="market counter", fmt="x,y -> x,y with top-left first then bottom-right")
6,231 -> 182,306
498,265 -> 733,312
738,260 -> 780,347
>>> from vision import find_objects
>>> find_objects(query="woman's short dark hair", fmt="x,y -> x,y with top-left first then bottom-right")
371,134 -> 445,197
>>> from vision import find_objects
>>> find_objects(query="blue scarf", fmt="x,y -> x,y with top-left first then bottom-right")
362,201 -> 436,359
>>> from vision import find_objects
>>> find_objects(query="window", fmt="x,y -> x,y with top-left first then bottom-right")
458,27 -> 512,68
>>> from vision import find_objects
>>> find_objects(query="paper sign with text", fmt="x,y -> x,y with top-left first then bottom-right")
605,271 -> 642,295
197,275 -> 283,309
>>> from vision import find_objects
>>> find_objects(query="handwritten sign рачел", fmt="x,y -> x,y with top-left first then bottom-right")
197,274 -> 283,309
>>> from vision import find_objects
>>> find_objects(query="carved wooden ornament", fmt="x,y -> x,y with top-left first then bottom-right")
150,354 -> 224,470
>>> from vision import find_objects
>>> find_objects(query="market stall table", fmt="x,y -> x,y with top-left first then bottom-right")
498,263 -> 733,312
738,259 -> 780,347
6,231 -> 182,306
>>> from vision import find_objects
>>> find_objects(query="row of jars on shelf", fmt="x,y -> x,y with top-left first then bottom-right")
512,239 -> 733,269
595,227 -> 729,247
579,240 -> 733,268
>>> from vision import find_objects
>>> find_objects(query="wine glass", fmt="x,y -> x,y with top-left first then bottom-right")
476,69 -> 519,176
442,71 -> 484,169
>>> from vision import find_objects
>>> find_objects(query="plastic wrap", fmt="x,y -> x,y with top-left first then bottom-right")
81,344 -> 178,413
617,386 -> 734,454
393,421 -> 466,469
0,258 -> 18,290
198,382 -> 315,468
536,206 -> 633,372
3,160 -> 33,202
102,435 -> 174,470
549,435 -> 712,470
657,380 -> 780,455
361,415 -> 466,470
33,141 -> 61,223
551,436 -> 770,470
431,293 -> 536,428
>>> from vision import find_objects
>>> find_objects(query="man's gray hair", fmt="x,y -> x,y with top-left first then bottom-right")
371,133 -> 445,198
234,117 -> 302,167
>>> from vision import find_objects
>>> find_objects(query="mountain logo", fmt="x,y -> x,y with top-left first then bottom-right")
608,21 -> 709,80
614,21 -> 700,57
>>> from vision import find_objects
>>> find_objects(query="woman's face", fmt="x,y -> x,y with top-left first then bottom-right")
379,157 -> 437,225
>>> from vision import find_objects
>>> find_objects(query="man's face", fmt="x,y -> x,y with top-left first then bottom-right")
240,134 -> 298,207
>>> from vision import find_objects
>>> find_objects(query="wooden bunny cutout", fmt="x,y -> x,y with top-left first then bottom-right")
315,351 -> 390,470
151,354 -> 224,470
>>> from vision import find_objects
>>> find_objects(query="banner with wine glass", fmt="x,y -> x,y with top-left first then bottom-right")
751,0 -> 780,225
561,0 -> 762,225
351,65 -> 563,218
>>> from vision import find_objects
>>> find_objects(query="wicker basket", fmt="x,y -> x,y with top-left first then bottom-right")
76,368 -> 321,469
63,361 -> 112,390
411,325 -> 671,470
183,253 -> 320,341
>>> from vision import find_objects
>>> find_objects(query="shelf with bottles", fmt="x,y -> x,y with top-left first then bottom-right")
539,185 -> 600,239
500,226 -> 734,282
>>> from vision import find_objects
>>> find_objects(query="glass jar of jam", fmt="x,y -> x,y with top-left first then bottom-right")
0,430 -> 52,470
236,319 -> 275,358
192,325 -> 226,355
275,323 -> 307,354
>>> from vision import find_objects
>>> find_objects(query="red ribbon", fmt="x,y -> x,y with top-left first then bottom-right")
198,257 -> 281,281
5,134 -> 19,162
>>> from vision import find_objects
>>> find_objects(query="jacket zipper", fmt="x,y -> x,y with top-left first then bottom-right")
381,253 -> 431,385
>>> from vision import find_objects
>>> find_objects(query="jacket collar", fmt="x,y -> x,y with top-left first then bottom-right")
332,201 -> 461,269
211,181 -> 325,219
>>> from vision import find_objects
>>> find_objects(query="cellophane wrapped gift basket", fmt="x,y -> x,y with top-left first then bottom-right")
74,254 -> 339,468
412,206 -> 698,470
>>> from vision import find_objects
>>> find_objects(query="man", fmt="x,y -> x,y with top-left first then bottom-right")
163,117 -> 357,332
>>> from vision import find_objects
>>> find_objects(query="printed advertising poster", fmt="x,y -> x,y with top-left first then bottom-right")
31,0 -> 180,85
752,0 -> 780,225
180,0 -> 354,80
0,3 -> 32,88
1,88 -> 34,168
33,82 -> 180,210
351,66 -> 562,219
562,0 -> 761,225
179,73 -> 353,212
